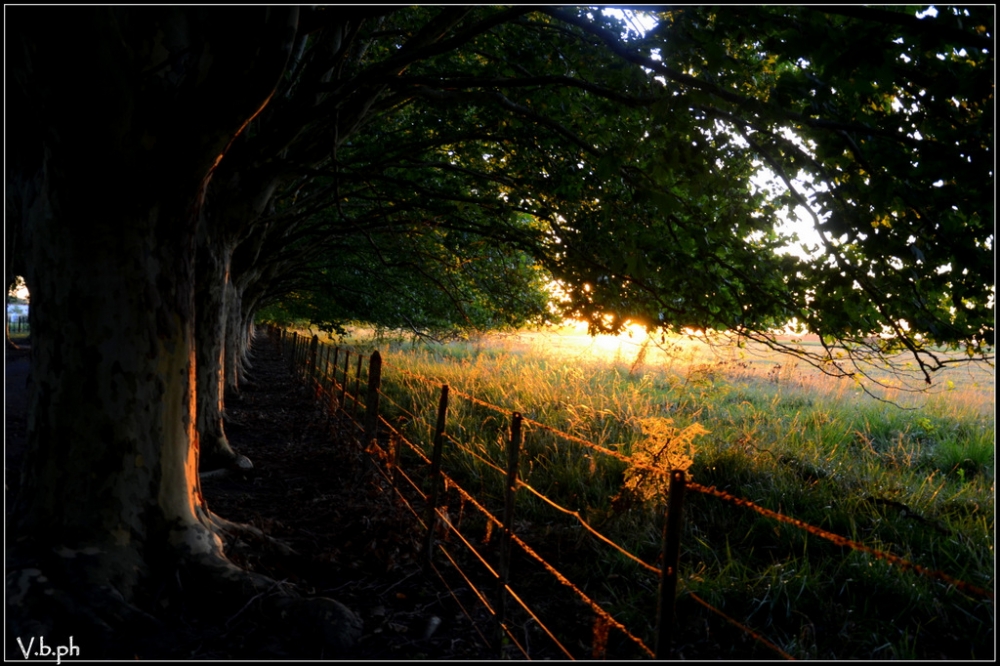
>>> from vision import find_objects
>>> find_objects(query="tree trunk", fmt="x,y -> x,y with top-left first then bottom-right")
223,276 -> 265,395
7,8 -> 361,656
195,232 -> 243,471
224,280 -> 247,394
195,154 -> 281,469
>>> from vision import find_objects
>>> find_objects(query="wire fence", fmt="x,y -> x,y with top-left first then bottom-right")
270,326 -> 993,660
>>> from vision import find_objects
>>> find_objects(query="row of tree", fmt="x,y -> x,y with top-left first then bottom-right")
5,6 -> 992,657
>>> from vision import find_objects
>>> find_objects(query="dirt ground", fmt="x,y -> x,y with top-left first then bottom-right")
4,336 -> 494,659
196,333 -> 495,659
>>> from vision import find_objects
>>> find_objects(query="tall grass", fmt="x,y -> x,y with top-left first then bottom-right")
308,325 -> 994,659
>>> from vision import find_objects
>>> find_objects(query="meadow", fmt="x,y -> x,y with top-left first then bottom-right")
299,323 -> 995,659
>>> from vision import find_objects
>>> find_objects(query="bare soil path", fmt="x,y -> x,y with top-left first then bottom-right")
200,331 -> 492,658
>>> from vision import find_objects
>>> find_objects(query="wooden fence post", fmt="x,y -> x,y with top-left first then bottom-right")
495,412 -> 524,655
422,385 -> 450,570
655,470 -> 687,660
364,351 -> 382,449
289,332 -> 299,374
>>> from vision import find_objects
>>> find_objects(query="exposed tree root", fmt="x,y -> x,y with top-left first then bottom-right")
199,433 -> 254,473
7,543 -> 170,659
209,512 -> 298,558
177,549 -> 363,657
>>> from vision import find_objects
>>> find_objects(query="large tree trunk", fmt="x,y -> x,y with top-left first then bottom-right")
194,232 -> 244,471
7,8 -> 361,656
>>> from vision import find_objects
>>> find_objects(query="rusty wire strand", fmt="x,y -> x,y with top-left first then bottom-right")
433,505 -> 501,580
429,555 -> 497,649
513,480 -> 662,576
430,483 -> 640,659
431,520 -> 531,658
421,460 -> 654,657
382,360 -> 994,601
688,592 -> 796,660
285,332 -> 994,659
688,481 -> 995,601
442,433 -> 508,476
501,582 -> 576,660
375,388 -> 427,426
377,415 -> 433,466
505,527 -> 656,658
436,545 -> 498,617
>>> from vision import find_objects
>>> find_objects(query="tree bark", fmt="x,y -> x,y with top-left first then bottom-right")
224,280 -> 249,394
7,7 -> 361,656
194,230 -> 242,471
194,145 -> 281,469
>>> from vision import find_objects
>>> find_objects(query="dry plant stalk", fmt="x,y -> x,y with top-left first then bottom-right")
614,417 -> 709,508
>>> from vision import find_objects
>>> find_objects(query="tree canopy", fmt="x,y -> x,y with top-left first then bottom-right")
245,5 -> 992,383
5,5 -> 993,657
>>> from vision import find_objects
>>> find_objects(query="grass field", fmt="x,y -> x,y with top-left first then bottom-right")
295,323 -> 995,659
7,325 -> 30,346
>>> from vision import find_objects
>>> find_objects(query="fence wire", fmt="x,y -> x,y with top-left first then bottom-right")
381,351 -> 993,602
277,330 -> 993,663
687,592 -> 796,660
687,481 -> 994,600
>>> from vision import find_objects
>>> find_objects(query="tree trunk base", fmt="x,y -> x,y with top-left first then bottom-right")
177,549 -> 363,658
6,532 -> 362,659
199,434 -> 253,473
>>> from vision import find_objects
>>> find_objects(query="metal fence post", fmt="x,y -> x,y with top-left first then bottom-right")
364,351 -> 382,450
318,342 -> 328,389
422,385 -> 450,570
496,412 -> 524,655
329,347 -> 341,416
322,344 -> 333,389
309,335 -> 319,383
339,350 -> 351,413
655,470 -> 687,659
352,353 -> 363,419
330,347 -> 340,387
